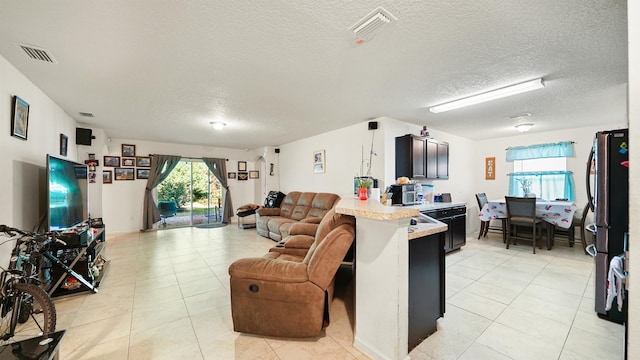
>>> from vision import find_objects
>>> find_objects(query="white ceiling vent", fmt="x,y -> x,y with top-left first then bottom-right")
348,7 -> 397,44
17,43 -> 58,64
79,112 -> 94,118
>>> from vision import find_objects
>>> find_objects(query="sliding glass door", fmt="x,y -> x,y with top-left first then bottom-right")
157,160 -> 222,228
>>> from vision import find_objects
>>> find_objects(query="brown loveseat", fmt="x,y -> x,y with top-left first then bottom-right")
255,191 -> 340,241
228,208 -> 355,337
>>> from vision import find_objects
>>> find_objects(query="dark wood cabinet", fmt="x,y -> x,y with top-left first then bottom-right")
396,135 -> 449,180
396,134 -> 427,179
408,232 -> 445,350
423,206 -> 466,253
426,139 -> 449,179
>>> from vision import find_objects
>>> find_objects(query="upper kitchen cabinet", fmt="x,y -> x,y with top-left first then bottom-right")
426,139 -> 449,179
396,134 -> 427,179
396,134 -> 449,180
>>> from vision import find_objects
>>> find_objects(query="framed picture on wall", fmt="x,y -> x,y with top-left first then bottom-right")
313,150 -> 325,174
238,161 -> 247,171
11,96 -> 29,140
103,170 -> 113,184
237,172 -> 248,180
122,157 -> 135,167
104,156 -> 120,167
59,134 -> 68,156
228,172 -> 236,179
249,170 -> 259,179
122,144 -> 136,157
136,156 -> 151,167
114,167 -> 135,180
136,169 -> 150,179
485,157 -> 496,180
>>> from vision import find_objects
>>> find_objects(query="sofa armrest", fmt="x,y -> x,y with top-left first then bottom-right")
256,208 -> 281,216
229,257 -> 308,283
280,234 -> 315,249
289,223 -> 318,237
300,217 -> 322,224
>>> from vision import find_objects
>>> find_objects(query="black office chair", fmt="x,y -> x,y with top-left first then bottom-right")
158,201 -> 177,225
476,193 -> 507,242
505,196 -> 546,254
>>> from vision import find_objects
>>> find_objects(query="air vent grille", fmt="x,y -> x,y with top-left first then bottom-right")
17,44 -> 58,64
348,7 -> 396,43
79,112 -> 94,118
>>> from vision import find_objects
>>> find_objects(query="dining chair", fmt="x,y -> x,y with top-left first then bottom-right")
505,196 -> 546,254
550,203 -> 590,250
476,193 -> 507,242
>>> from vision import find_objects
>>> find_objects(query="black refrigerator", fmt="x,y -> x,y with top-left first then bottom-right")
586,128 -> 628,325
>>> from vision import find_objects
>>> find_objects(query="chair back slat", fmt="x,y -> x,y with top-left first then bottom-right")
505,196 -> 536,218
476,193 -> 488,210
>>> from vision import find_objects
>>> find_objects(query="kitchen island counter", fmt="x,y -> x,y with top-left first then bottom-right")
335,198 -> 447,359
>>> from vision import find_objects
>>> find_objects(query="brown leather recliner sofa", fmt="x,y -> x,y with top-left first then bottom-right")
228,208 -> 355,337
255,191 -> 340,241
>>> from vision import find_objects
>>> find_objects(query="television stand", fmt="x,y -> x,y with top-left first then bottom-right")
45,227 -> 110,297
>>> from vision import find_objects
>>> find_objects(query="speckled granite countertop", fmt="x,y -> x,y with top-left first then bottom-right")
335,198 -> 448,240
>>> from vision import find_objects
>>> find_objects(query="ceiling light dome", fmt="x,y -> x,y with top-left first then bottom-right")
210,121 -> 226,130
515,123 -> 534,133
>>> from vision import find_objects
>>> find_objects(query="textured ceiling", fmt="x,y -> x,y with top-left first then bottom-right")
0,0 -> 628,149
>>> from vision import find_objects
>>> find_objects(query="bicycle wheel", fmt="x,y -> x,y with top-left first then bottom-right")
8,283 -> 56,342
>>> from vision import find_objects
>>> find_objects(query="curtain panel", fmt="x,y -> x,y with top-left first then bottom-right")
142,155 -> 182,230
506,141 -> 574,161
508,171 -> 575,201
203,158 -> 232,224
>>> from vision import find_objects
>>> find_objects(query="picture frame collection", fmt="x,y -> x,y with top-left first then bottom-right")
102,144 -> 151,183
228,160 -> 259,181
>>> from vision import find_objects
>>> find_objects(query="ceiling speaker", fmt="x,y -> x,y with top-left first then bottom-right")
368,121 -> 378,130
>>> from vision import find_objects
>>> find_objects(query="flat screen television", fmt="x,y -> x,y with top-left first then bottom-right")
46,155 -> 89,231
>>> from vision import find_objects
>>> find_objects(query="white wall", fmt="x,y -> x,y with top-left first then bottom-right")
627,1 -> 638,358
101,138 -> 278,233
0,54 -> 80,263
278,117 -> 477,230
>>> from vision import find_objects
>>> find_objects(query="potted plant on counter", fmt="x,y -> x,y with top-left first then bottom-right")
355,177 -> 373,200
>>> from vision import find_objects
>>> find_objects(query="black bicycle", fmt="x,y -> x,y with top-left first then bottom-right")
0,225 -> 57,343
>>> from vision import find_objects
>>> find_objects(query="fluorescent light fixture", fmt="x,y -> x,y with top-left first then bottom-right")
429,78 -> 545,113
210,121 -> 226,130
515,123 -> 534,133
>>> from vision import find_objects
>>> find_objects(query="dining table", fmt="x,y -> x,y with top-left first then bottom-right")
479,199 -> 577,228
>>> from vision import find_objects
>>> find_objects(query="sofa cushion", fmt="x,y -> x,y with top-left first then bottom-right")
255,191 -> 340,241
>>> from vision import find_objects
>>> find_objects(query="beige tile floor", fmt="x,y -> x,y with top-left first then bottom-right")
52,225 -> 624,359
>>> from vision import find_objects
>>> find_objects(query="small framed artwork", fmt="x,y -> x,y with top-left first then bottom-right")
228,172 -> 236,179
485,157 -> 496,180
89,172 -> 97,183
11,96 -> 30,140
122,144 -> 136,157
59,134 -> 68,156
104,156 -> 120,167
136,169 -> 150,179
84,159 -> 99,172
249,170 -> 259,179
103,170 -> 113,184
114,167 -> 135,180
313,150 -> 325,174
237,172 -> 248,180
88,153 -> 96,160
238,161 -> 247,171
122,157 -> 136,167
136,156 -> 151,167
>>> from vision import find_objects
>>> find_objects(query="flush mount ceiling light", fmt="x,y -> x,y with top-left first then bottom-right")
210,121 -> 226,130
514,123 -> 534,133
429,78 -> 545,113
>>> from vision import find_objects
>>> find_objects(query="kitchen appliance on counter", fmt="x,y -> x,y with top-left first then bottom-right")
586,128 -> 628,326
388,184 -> 420,205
